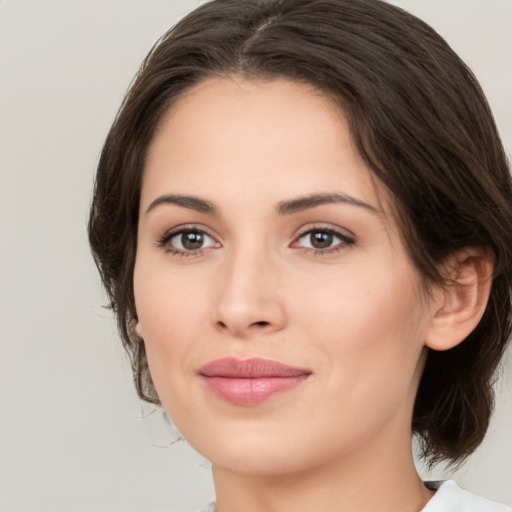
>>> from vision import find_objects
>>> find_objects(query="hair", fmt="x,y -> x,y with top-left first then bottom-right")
88,0 -> 512,467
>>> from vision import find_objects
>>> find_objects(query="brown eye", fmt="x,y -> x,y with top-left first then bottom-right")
180,231 -> 205,250
164,229 -> 218,253
310,231 -> 333,249
293,227 -> 354,253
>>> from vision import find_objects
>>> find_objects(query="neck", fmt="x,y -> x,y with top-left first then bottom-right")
212,419 -> 434,512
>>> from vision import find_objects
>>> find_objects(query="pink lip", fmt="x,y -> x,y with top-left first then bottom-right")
198,357 -> 311,406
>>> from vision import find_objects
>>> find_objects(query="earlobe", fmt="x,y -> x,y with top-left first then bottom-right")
425,247 -> 494,351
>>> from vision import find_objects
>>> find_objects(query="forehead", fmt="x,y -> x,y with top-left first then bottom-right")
143,76 -> 388,218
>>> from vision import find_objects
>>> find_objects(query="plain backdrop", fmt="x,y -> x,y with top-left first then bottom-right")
0,1 -> 511,511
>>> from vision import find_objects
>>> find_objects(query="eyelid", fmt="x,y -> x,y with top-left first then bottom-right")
293,223 -> 355,242
156,224 -> 221,255
290,224 -> 355,252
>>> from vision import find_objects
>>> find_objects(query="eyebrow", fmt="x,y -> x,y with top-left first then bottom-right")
146,194 -> 218,215
277,192 -> 378,215
145,192 -> 378,216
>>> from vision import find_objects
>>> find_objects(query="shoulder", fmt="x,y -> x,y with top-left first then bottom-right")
422,480 -> 512,512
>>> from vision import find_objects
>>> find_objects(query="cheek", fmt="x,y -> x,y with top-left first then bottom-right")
292,261 -> 423,338
135,259 -> 207,336
290,269 -> 427,436
133,261 -> 209,393
289,262 -> 427,389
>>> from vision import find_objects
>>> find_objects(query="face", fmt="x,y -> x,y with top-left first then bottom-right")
134,77 -> 436,476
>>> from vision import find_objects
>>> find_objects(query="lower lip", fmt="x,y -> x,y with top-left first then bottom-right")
201,375 -> 309,405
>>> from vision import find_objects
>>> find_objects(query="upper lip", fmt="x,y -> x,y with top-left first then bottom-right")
198,357 -> 312,378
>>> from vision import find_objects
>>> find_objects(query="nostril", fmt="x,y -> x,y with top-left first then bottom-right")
252,321 -> 270,327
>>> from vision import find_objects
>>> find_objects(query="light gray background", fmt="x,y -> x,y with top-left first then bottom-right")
0,1 -> 511,511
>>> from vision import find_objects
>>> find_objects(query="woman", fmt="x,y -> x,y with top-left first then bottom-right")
88,0 -> 512,510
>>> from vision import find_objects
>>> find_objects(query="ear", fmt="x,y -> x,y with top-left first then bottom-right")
425,247 -> 494,351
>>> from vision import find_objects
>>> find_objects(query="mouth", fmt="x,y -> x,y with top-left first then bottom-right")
198,357 -> 312,406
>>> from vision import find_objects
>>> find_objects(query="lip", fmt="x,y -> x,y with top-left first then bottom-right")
198,357 -> 312,406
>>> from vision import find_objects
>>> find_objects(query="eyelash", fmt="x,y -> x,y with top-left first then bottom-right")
155,225 -> 355,258
292,226 -> 355,256
155,225 -> 218,258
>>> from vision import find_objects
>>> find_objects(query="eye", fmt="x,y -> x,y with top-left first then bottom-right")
292,227 -> 354,254
157,227 -> 219,256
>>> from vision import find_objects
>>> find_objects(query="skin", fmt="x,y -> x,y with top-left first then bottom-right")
134,77 -> 466,511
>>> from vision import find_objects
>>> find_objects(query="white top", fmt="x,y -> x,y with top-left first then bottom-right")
422,480 -> 511,511
198,480 -> 512,512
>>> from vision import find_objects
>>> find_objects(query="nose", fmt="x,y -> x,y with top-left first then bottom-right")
212,245 -> 286,338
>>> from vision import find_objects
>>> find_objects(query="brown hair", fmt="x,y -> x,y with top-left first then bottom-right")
88,0 -> 512,467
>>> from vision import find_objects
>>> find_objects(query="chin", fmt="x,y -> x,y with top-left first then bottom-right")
210,447 -> 310,476
183,423 -> 323,476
